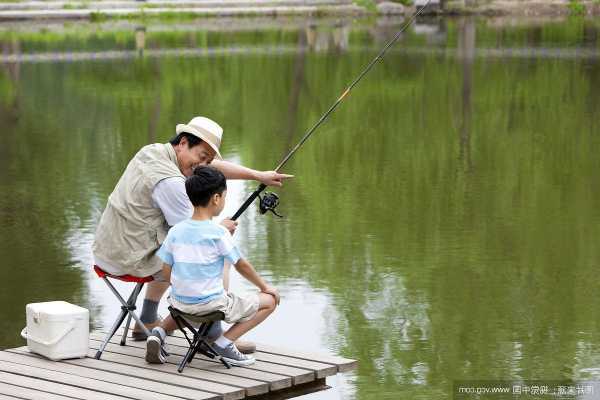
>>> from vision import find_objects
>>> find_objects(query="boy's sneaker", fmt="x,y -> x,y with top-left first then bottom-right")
204,322 -> 255,354
145,328 -> 167,364
212,342 -> 256,366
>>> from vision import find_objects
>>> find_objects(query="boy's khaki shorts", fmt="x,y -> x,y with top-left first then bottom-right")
168,292 -> 259,324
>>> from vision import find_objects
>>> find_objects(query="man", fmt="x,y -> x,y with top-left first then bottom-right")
93,116 -> 291,353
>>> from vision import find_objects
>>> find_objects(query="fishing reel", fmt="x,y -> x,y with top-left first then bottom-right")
259,192 -> 283,218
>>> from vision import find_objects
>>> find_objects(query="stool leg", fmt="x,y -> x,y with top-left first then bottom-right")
199,322 -> 212,337
190,322 -> 212,360
189,322 -> 210,363
121,282 -> 144,345
189,343 -> 202,363
121,314 -> 133,346
106,280 -> 151,339
96,306 -> 128,359
177,321 -> 203,373
178,337 -> 199,373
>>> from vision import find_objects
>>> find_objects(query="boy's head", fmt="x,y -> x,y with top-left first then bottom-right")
185,166 -> 227,215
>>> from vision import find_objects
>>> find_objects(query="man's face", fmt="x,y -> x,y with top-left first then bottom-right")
177,139 -> 216,177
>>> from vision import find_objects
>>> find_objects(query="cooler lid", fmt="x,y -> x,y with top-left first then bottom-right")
26,301 -> 89,321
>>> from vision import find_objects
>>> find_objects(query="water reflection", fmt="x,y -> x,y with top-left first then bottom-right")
458,17 -> 474,171
135,26 -> 145,57
0,16 -> 599,400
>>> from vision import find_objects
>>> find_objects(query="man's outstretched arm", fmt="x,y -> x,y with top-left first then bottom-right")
211,160 -> 293,187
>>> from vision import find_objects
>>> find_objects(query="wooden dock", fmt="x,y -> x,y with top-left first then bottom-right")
0,331 -> 356,400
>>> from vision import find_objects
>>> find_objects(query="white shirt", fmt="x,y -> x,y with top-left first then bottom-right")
151,177 -> 193,226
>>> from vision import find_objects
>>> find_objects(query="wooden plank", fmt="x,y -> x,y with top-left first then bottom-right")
91,334 -> 314,385
0,333 -> 341,400
82,348 -> 254,396
104,331 -> 329,380
251,378 -> 329,400
3,349 -> 218,400
0,359 -> 180,400
10,347 -> 220,399
0,370 -> 126,400
0,394 -> 20,400
82,344 -> 290,392
92,342 -> 266,397
78,351 -> 225,399
88,340 -> 282,395
249,353 -> 336,379
86,342 -> 253,398
81,348 -> 328,400
90,334 -> 314,385
166,331 -> 357,374
0,382 -> 75,400
254,343 -> 357,373
161,335 -> 337,379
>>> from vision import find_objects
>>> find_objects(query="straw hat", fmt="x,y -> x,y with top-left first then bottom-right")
176,116 -> 223,160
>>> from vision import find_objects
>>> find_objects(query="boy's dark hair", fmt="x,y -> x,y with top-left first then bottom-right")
185,166 -> 227,207
169,132 -> 204,148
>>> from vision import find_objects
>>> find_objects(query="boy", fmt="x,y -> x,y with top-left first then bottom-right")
147,166 -> 279,365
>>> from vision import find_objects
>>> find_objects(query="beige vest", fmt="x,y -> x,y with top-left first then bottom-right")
93,143 -> 184,276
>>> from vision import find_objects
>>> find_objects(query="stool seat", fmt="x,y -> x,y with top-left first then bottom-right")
170,308 -> 225,324
93,265 -> 154,283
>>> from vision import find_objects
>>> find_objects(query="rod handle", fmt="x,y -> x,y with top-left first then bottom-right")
231,183 -> 267,221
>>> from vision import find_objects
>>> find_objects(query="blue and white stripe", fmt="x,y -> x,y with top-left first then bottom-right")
157,219 -> 241,304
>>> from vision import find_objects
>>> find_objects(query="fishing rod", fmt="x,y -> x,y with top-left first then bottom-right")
231,0 -> 431,221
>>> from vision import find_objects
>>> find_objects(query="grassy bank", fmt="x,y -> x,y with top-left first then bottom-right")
432,0 -> 600,17
0,0 -> 599,22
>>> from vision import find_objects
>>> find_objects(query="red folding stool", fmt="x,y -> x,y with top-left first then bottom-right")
93,265 -> 154,360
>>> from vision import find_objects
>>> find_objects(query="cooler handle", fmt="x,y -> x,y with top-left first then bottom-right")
21,323 -> 75,347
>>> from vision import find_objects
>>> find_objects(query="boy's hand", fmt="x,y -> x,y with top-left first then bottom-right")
262,285 -> 280,305
221,218 -> 238,234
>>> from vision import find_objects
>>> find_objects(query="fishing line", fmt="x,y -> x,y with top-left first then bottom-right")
232,0 -> 431,221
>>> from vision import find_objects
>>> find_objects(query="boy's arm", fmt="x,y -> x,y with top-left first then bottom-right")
234,258 -> 280,304
162,263 -> 172,283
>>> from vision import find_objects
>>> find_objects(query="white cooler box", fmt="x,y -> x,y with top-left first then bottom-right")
21,301 -> 89,360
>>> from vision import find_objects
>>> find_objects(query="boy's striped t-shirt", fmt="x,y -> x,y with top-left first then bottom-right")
156,219 -> 241,304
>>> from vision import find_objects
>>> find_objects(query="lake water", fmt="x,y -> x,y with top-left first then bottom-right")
1,15 -> 600,399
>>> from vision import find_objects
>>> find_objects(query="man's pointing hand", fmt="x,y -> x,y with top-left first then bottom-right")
256,171 -> 294,187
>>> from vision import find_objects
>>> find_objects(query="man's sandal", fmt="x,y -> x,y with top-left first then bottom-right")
132,318 -> 173,341
234,340 -> 256,354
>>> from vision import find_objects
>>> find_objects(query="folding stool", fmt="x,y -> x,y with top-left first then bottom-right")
168,305 -> 231,372
93,265 -> 154,360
